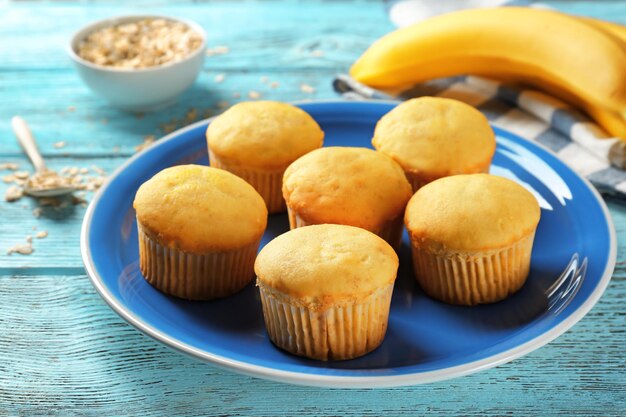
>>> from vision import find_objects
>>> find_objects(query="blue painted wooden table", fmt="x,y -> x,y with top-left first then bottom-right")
1,1 -> 625,415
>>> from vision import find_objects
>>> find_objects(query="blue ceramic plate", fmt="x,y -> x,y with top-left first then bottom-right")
81,101 -> 616,388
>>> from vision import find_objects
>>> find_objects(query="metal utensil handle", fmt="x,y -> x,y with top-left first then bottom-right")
11,116 -> 47,173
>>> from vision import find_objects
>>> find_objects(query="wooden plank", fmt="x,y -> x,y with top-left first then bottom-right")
2,1 -> 626,158
2,1 -> 624,74
0,70 -> 340,157
0,273 -> 624,416
0,2 -> 390,71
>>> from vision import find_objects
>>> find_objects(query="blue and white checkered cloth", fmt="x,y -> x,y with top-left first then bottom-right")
333,1 -> 626,200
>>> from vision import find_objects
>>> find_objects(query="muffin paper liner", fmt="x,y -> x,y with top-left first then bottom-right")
258,282 -> 394,361
287,208 -> 404,251
138,224 -> 259,300
209,150 -> 286,213
409,232 -> 536,305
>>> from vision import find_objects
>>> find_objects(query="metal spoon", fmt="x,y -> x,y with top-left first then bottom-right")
11,116 -> 76,197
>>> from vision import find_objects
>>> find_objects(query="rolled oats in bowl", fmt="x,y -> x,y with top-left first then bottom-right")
77,18 -> 203,69
69,15 -> 206,111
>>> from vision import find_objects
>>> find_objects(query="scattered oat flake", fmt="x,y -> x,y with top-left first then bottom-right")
300,83 -> 315,94
248,91 -> 261,100
36,231 -> 48,239
270,81 -> 280,89
68,106 -> 76,112
79,168 -> 89,175
217,101 -> 230,109
5,186 -> 23,202
26,236 -> 33,243
85,176 -> 105,192
135,135 -> 155,152
91,166 -> 106,176
14,171 -> 29,180
232,92 -> 241,99
0,163 -> 18,171
32,226 -> 37,231
310,50 -> 324,58
3,175 -> 14,183
206,45 -> 229,56
260,76 -> 269,84
185,108 -> 198,122
214,74 -> 226,83
161,122 -> 177,133
7,242 -> 33,256
32,207 -> 42,218
53,141 -> 66,149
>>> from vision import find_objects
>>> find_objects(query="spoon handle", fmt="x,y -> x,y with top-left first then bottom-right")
11,116 -> 47,174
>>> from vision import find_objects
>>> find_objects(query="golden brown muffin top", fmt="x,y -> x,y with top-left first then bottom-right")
282,147 -> 412,231
133,165 -> 267,253
372,97 -> 496,180
206,101 -> 324,169
255,224 -> 398,310
405,174 -> 540,252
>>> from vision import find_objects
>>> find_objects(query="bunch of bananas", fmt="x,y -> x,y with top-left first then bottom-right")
350,7 -> 626,138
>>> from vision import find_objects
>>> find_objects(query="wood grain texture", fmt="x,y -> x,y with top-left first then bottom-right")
0,0 -> 625,415
0,274 -> 624,416
0,70 -> 339,157
0,2 -> 386,71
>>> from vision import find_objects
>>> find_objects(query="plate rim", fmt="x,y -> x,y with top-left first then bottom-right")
80,99 -> 617,388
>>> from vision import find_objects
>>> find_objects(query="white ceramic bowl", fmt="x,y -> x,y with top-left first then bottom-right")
68,15 -> 206,112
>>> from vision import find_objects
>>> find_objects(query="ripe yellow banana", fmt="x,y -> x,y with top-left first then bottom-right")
589,107 -> 626,138
576,17 -> 626,137
488,15 -> 626,138
490,72 -> 626,138
351,7 -> 626,132
581,16 -> 626,46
